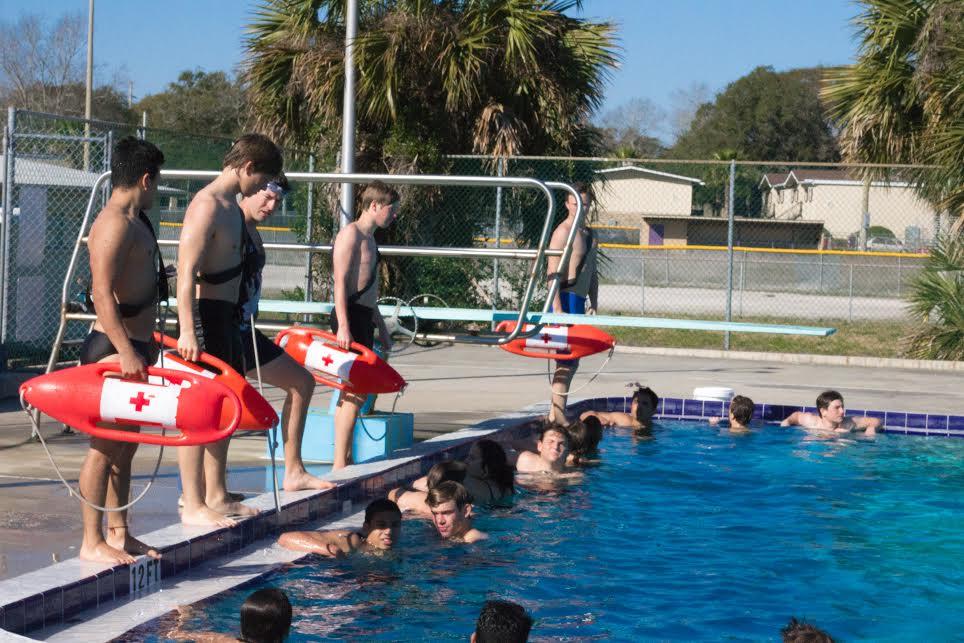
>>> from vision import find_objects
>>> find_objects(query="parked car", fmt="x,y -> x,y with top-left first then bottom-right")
866,236 -> 905,252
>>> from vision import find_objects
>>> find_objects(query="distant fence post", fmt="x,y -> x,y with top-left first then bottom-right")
848,263 -> 854,322
492,157 -> 504,328
724,160 -> 735,350
305,153 -> 315,312
0,107 -> 15,344
640,249 -> 646,315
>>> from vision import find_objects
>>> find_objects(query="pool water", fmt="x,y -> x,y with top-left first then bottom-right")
129,421 -> 964,641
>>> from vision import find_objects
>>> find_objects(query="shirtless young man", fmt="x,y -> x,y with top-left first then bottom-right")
781,390 -> 881,436
330,181 -> 397,469
545,182 -> 598,424
514,425 -> 571,474
77,137 -> 166,564
581,385 -> 659,433
238,177 -> 334,492
426,482 -> 488,543
278,498 -> 402,556
176,134 -> 283,526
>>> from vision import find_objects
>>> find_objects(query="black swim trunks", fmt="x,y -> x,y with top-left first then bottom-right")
329,303 -> 376,350
240,326 -> 285,372
79,330 -> 159,366
195,298 -> 244,373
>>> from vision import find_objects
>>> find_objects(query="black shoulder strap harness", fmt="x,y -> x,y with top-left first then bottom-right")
197,206 -> 246,284
561,228 -> 596,289
347,247 -> 381,305
86,211 -> 169,318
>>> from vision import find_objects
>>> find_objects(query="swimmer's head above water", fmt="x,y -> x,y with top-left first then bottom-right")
426,481 -> 474,541
362,498 -> 402,550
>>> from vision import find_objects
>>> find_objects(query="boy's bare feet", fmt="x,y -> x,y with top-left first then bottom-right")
208,498 -> 259,519
283,469 -> 336,492
79,540 -> 136,565
106,526 -> 161,559
180,505 -> 237,528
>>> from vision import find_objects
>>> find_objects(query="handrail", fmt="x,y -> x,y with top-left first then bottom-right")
48,169 -> 578,375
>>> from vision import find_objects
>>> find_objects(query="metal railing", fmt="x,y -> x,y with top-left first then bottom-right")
47,169 -> 586,374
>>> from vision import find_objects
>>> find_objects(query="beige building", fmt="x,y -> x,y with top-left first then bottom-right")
759,169 -> 942,244
592,166 -> 704,226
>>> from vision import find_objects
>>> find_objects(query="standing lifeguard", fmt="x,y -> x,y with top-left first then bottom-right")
545,182 -> 599,424
176,134 -> 283,526
330,181 -> 397,469
78,136 -> 166,563
237,177 -> 335,491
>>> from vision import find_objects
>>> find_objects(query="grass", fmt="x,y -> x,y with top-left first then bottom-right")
606,314 -> 915,358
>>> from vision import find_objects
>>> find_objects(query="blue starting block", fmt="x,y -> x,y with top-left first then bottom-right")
264,392 -> 414,464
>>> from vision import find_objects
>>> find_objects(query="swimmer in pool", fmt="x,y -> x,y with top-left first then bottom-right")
427,481 -> 488,543
277,498 -> 402,556
565,417 -> 603,465
581,384 -> 659,433
708,395 -> 755,433
472,599 -> 534,643
780,390 -> 880,436
168,587 -> 292,643
514,425 -> 572,474
389,461 -> 467,517
405,440 -> 515,505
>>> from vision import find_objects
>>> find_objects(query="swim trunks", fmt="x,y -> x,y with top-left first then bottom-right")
241,326 -> 285,372
79,330 -> 159,365
195,298 -> 244,373
329,303 -> 376,350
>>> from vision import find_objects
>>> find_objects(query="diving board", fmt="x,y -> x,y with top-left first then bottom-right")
165,299 -> 836,337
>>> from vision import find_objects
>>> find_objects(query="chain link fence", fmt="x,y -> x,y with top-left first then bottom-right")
2,109 -> 953,365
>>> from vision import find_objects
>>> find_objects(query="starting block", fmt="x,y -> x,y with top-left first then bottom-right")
264,392 -> 414,464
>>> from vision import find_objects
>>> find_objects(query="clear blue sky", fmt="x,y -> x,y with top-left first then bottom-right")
1,0 -> 862,118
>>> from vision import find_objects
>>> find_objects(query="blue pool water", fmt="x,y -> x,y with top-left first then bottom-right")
129,421 -> 964,641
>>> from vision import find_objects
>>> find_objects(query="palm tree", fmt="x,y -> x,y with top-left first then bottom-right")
822,0 -> 964,220
902,235 -> 964,360
242,0 -> 618,303
243,0 -> 617,161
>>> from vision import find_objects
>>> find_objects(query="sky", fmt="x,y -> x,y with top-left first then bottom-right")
1,0 -> 862,132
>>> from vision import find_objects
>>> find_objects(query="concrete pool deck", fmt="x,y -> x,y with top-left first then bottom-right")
0,343 -> 962,583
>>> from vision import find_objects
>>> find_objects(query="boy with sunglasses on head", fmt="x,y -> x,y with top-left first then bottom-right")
238,176 -> 334,492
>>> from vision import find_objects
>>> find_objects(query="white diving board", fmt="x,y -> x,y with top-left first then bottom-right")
164,299 -> 836,337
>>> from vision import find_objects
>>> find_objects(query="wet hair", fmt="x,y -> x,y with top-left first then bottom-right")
538,424 -> 569,444
781,617 -> 834,643
239,588 -> 292,643
470,439 -> 514,494
565,420 -> 594,462
569,181 -> 593,203
816,390 -> 843,413
729,395 -> 755,426
274,173 -> 290,192
223,133 -> 284,176
632,386 -> 659,424
359,180 -> 400,210
426,460 -> 467,489
364,498 -> 401,525
110,136 -> 164,188
581,416 -> 603,452
426,480 -> 472,510
474,599 -> 533,643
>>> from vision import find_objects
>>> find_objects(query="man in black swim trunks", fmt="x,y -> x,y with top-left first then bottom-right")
330,181 -> 397,469
238,176 -> 334,492
176,134 -> 283,527
78,136 -> 166,565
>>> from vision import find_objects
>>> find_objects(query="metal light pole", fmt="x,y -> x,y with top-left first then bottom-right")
83,0 -> 94,171
338,0 -> 359,228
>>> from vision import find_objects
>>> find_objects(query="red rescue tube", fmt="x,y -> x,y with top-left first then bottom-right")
20,363 -> 242,447
153,332 -> 278,431
274,327 -> 405,395
495,321 -> 615,360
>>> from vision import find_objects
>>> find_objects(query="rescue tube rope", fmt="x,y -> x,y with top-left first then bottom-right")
21,301 -> 172,512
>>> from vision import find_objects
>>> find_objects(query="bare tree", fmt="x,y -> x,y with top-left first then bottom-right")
667,82 -> 711,143
0,12 -> 86,113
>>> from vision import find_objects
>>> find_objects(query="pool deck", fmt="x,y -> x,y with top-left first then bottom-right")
0,343 -> 962,585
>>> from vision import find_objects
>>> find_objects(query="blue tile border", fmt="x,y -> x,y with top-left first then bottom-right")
575,395 -> 964,438
2,398 -> 962,636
